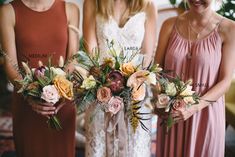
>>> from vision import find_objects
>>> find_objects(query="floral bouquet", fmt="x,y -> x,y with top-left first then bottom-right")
72,41 -> 160,132
152,72 -> 200,130
16,57 -> 74,130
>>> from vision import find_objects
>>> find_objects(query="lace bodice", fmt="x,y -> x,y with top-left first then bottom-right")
96,12 -> 146,60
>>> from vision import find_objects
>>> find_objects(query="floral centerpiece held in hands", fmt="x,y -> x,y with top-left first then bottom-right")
17,57 -> 74,130
152,72 -> 214,131
72,40 -> 159,132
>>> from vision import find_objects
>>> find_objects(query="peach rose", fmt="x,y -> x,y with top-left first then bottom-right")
156,94 -> 170,109
53,75 -> 74,100
132,84 -> 146,101
120,62 -> 135,76
172,99 -> 186,111
97,87 -> 112,103
127,70 -> 149,88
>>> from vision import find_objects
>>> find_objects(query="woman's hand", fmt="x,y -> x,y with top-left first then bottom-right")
171,105 -> 198,123
154,107 -> 168,118
27,97 -> 56,117
171,99 -> 211,123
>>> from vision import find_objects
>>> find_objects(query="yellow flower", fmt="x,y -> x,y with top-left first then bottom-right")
103,57 -> 115,68
53,75 -> 74,100
180,85 -> 195,96
120,62 -> 135,76
81,75 -> 96,90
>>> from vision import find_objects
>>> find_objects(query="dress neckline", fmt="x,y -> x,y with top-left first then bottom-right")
174,24 -> 222,44
110,12 -> 146,29
20,0 -> 56,13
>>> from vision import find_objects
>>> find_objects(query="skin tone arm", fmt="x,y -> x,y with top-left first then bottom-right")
0,4 -> 21,84
141,1 -> 158,67
65,2 -> 80,61
83,0 -> 98,53
154,17 -> 176,117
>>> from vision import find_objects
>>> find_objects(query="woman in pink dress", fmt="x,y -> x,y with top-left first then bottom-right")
155,0 -> 235,156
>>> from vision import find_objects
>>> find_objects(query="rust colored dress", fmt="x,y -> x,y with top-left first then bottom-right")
11,0 -> 76,157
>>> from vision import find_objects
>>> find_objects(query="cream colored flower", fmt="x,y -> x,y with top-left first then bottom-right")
81,75 -> 96,90
50,67 -> 66,76
22,62 -> 31,75
183,96 -> 196,104
41,85 -> 60,104
146,72 -> 157,85
155,64 -> 163,73
59,56 -> 64,68
165,82 -> 177,96
180,85 -> 195,96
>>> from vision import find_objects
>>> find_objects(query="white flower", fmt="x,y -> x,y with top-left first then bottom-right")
180,85 -> 195,96
50,67 -> 66,76
183,96 -> 196,104
81,75 -> 96,89
155,64 -> 163,73
74,66 -> 89,79
59,56 -> 64,68
165,82 -> 177,96
146,72 -> 157,85
22,62 -> 31,75
41,85 -> 60,104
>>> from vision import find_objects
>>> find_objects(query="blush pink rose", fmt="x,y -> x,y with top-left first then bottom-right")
156,94 -> 170,109
97,87 -> 112,103
107,96 -> 123,115
172,99 -> 187,111
41,85 -> 60,104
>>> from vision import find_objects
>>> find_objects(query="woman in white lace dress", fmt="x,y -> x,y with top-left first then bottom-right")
83,0 -> 157,156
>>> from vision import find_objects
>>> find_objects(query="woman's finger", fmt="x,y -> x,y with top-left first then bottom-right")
32,104 -> 56,111
173,117 -> 183,123
55,103 -> 66,114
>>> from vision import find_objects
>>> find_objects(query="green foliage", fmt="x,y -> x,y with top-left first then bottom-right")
217,0 -> 235,21
0,0 -> 6,5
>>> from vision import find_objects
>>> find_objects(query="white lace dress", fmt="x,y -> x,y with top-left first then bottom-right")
85,12 -> 152,157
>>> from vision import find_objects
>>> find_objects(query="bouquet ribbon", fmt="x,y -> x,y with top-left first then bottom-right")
105,109 -> 127,157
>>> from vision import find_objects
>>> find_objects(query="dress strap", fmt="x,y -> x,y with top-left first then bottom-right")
216,17 -> 224,31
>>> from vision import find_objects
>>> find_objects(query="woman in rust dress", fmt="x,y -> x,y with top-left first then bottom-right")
0,0 -> 79,156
